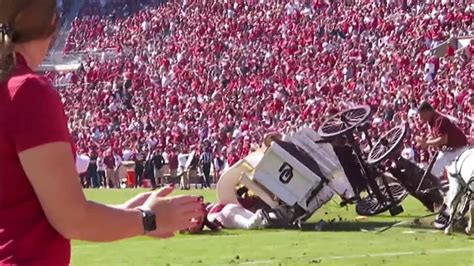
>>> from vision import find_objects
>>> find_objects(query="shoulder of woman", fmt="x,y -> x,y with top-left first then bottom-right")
10,74 -> 59,105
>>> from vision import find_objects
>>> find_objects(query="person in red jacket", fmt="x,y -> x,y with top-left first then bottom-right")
0,1 -> 203,265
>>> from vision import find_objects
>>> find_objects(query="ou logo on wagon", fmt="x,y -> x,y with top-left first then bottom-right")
278,162 -> 294,184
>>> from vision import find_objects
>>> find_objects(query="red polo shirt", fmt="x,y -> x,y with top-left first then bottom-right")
0,54 -> 71,265
168,152 -> 179,170
429,113 -> 468,149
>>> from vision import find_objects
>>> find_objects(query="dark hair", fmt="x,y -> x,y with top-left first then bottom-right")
469,94 -> 474,105
0,0 -> 58,82
418,101 -> 434,113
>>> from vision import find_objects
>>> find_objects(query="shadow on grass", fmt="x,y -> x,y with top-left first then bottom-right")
185,230 -> 239,236
376,214 -> 426,219
298,221 -> 398,232
397,223 -> 436,230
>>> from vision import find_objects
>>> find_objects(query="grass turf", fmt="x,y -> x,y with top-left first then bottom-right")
73,189 -> 474,266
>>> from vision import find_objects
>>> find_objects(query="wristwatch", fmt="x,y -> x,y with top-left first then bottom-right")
136,208 -> 156,234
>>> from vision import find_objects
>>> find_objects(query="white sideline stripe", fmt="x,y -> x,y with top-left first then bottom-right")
74,231 -> 296,250
237,247 -> 474,265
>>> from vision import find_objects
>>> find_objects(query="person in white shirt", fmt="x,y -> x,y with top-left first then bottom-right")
408,105 -> 418,119
141,21 -> 149,32
285,2 -> 295,15
146,136 -> 158,149
113,152 -> 123,188
75,153 -> 90,175
162,150 -> 169,164
213,152 -> 228,184
122,149 -> 133,161
178,148 -> 191,189
425,60 -> 435,76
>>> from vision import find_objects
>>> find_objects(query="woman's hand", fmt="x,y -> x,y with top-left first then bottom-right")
122,191 -> 154,209
140,186 -> 204,239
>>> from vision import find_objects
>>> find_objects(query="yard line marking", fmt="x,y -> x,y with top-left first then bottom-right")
327,247 -> 473,259
73,235 -> 240,249
237,247 -> 474,265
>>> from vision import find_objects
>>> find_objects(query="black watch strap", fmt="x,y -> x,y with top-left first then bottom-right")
137,208 -> 156,234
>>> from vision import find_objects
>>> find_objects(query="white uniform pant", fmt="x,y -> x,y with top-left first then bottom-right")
213,204 -> 259,229
431,146 -> 469,178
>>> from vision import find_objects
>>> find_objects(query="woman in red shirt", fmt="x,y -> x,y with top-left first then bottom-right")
0,1 -> 203,265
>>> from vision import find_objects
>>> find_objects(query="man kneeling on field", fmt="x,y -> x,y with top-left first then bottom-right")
415,102 -> 469,180
415,102 -> 470,229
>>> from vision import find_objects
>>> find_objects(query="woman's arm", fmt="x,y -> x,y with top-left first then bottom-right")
19,142 -> 144,242
19,142 -> 202,242
12,77 -> 202,243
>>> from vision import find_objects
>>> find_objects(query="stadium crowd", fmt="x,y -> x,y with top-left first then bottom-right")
49,0 -> 473,188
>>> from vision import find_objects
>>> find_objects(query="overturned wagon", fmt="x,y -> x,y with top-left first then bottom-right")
216,106 -> 444,227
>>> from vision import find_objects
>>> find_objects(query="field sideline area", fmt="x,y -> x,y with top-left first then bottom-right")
73,189 -> 474,266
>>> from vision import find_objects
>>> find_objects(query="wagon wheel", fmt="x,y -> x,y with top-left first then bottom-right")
318,106 -> 371,138
367,124 -> 407,165
355,182 -> 408,216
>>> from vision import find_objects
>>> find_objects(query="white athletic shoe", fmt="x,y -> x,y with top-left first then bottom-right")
433,213 -> 449,229
248,210 -> 267,229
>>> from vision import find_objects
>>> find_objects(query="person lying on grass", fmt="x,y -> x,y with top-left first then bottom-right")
185,193 -> 270,233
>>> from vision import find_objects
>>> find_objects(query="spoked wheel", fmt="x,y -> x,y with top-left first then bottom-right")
318,106 -> 371,138
367,124 -> 407,165
356,182 -> 408,216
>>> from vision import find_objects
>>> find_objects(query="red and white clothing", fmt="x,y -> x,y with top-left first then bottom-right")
206,203 -> 265,230
429,113 -> 469,178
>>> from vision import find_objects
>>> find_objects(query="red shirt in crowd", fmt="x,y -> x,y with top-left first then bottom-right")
168,152 -> 179,170
429,112 -> 468,149
0,54 -> 71,265
227,153 -> 239,167
103,154 -> 116,169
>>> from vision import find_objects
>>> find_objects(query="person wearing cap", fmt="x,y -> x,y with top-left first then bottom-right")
415,101 -> 469,179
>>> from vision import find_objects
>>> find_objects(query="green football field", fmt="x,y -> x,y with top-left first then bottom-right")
73,189 -> 474,266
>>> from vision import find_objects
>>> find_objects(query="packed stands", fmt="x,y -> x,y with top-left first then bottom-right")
52,0 -> 473,187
